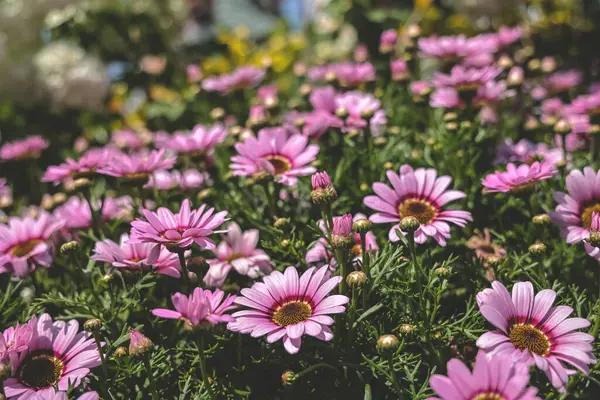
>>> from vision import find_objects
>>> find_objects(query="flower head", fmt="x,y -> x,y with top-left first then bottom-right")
494,139 -> 563,166
466,228 -> 506,262
128,329 -> 153,358
418,34 -> 496,60
1,323 -> 32,366
546,70 -> 582,93
54,196 -> 132,231
203,222 -> 272,288
428,351 -> 540,400
230,127 -> 319,186
152,288 -> 236,330
42,148 -> 115,185
379,30 -> 397,53
390,59 -> 409,81
0,136 -> 48,161
154,124 -> 227,157
334,91 -> 387,136
145,169 -> 209,191
3,314 -> 101,398
129,199 -> 228,252
98,149 -> 176,181
92,233 -> 180,277
202,66 -> 265,94
433,65 -> 502,95
0,212 -> 64,277
476,281 -> 596,391
482,162 -> 557,193
228,265 -> 349,354
364,164 -> 471,246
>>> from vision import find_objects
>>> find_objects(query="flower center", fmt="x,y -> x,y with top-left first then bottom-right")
264,155 -> 292,175
17,349 -> 64,390
398,199 -> 437,224
225,253 -> 245,262
124,172 -> 150,183
472,394 -> 505,400
510,182 -> 536,193
351,244 -> 362,257
509,324 -> 550,356
477,245 -> 496,256
581,203 -> 600,228
272,301 -> 312,327
10,240 -> 43,258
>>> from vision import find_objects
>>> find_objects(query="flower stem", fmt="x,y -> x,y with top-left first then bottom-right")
385,352 -> 403,399
198,335 -> 216,399
177,250 -> 191,292
360,231 -> 369,310
143,357 -> 160,400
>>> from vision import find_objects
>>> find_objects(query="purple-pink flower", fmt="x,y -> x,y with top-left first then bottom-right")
379,29 -> 397,53
476,281 -> 596,391
98,149 -> 176,180
152,288 -> 236,329
110,129 -> 149,151
154,124 -> 227,157
494,139 -> 563,166
433,65 -> 502,93
0,212 -> 63,277
418,34 -> 496,60
546,70 -> 582,93
335,91 -> 387,136
92,233 -> 181,277
203,222 -> 272,288
0,136 -> 49,161
42,148 -> 115,185
0,178 -> 12,208
230,127 -> 319,186
145,169 -> 209,191
54,196 -> 132,231
390,59 -> 409,81
202,66 -> 265,94
129,199 -> 228,252
228,265 -> 349,354
364,164 -> 471,246
482,162 -> 557,193
427,351 -> 540,400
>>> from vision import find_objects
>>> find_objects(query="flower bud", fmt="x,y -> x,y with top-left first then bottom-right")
41,194 -> 54,210
210,107 -> 225,121
331,214 -> 354,249
101,274 -> 113,283
311,171 -> 337,205
264,96 -> 278,110
113,346 -> 128,358
325,71 -> 337,83
532,214 -> 551,225
406,24 -> 421,39
434,267 -> 450,277
188,271 -> 198,285
528,242 -> 547,255
60,240 -> 79,254
281,239 -> 290,248
360,108 -> 375,120
83,318 -> 103,332
524,116 -> 539,131
383,161 -> 393,169
377,334 -> 400,352
527,58 -> 541,73
0,360 -> 11,381
299,83 -> 312,97
69,178 -> 91,192
294,118 -> 306,129
129,329 -> 153,358
398,324 -> 414,335
443,112 -> 458,122
335,107 -> 349,118
52,192 -> 67,206
352,218 -> 371,233
281,370 -> 296,386
554,119 -> 571,135
507,67 -> 524,87
399,216 -> 420,233
445,122 -> 458,131
346,271 -> 367,287
541,56 -> 557,74
274,217 -> 290,229
497,55 -> 513,70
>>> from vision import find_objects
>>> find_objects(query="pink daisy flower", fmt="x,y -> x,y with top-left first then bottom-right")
495,25 -> 522,48
549,167 -> 600,243
186,64 -> 202,82
418,35 -> 496,60
203,222 -> 272,288
229,127 -> 319,186
494,139 -> 563,166
427,351 -> 540,400
227,265 -> 349,354
154,124 -> 227,157
482,162 -> 557,193
545,70 -> 582,93
476,281 -> 596,391
364,164 -> 472,246
335,62 -> 376,86
3,314 -> 101,398
0,136 -> 49,161
0,212 -> 64,277
92,233 -> 181,277
430,88 -> 462,109
334,91 -> 387,136
433,65 -> 502,95
129,199 -> 228,252
379,29 -> 397,52
585,212 -> 600,261
201,66 -> 265,94
257,85 -> 278,104
145,169 -> 209,191
390,59 -> 409,81
54,196 -> 132,231
1,323 -> 32,365
42,148 -> 115,185
27,391 -> 100,400
310,86 -> 338,113
110,129 -> 149,151
98,149 -> 176,180
284,110 -> 343,139
152,288 -> 236,329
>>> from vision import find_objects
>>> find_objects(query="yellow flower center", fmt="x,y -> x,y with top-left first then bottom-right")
17,349 -> 64,390
272,301 -> 312,327
398,199 -> 437,224
472,394 -> 505,400
225,253 -> 245,262
509,324 -> 550,356
351,244 -> 362,257
10,240 -> 43,258
264,155 -> 292,175
581,203 -> 600,228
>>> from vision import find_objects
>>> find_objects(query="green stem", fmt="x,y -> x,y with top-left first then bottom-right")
82,189 -> 100,235
348,286 -> 358,344
295,362 -> 340,379
177,250 -> 191,293
360,231 -> 370,310
143,357 -> 160,400
385,353 -> 403,399
198,336 -> 216,399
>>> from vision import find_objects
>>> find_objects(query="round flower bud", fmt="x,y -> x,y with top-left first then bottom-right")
541,57 -> 557,74
299,83 -> 312,97
41,194 -> 54,210
554,119 -> 571,135
400,216 -> 420,233
294,118 -> 306,129
0,360 -> 11,381
498,55 -> 513,69
486,256 -> 502,266
360,183 -> 369,191
70,178 -> 91,192
335,107 -> 349,118
434,267 -> 450,277
113,346 -> 128,358
60,240 -> 79,254
281,239 -> 290,248
587,231 -> 600,248
229,126 -> 242,136
383,161 -> 393,170
281,370 -> 296,386
197,188 -> 213,201
406,24 -> 421,39
210,107 -> 225,121
101,274 -> 113,283
445,122 -> 458,131
274,217 -> 290,229
129,329 -> 153,359
398,324 -> 414,335
527,58 -> 541,72
524,117 -> 539,131
352,218 -> 371,233
377,334 -> 400,352
360,108 -> 375,120
528,242 -> 547,255
346,271 -> 367,287
443,112 -> 458,122
264,97 -> 278,110
83,318 -> 103,332
532,214 -> 551,225
325,71 -> 337,83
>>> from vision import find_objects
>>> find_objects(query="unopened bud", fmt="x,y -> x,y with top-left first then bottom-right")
60,240 -> 79,254
129,329 -> 153,358
524,117 -> 539,131
346,271 -> 367,287
188,271 -> 198,285
274,217 -> 290,229
527,58 -> 541,72
210,107 -> 225,121
264,97 -> 278,110
72,178 -> 91,191
0,361 -> 11,380
360,183 -> 369,191
52,192 -> 67,206
281,370 -> 296,386
325,71 -> 337,83
398,324 -> 414,335
41,194 -> 54,210
377,334 -> 400,351
443,112 -> 458,122
113,346 -> 128,358
196,188 -> 212,201
383,161 -> 393,169
335,107 -> 349,118
294,118 -> 306,129
360,108 -> 375,120
230,126 -> 242,136
281,239 -> 290,248
528,242 -> 547,255
445,122 -> 458,131
299,83 -> 312,97
352,218 -> 371,233
541,57 -> 557,74
498,55 -> 513,69
434,267 -> 450,277
399,216 -> 420,233
406,24 -> 421,39
101,274 -> 113,283
532,214 -> 551,225
83,318 -> 102,332
554,119 -> 571,135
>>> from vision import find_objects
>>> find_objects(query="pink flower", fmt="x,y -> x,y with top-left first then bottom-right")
186,65 -> 202,82
201,66 -> 265,94
418,35 -> 496,60
410,81 -> 432,97
0,136 -> 48,161
494,139 -> 563,166
284,110 -> 343,138
152,288 -> 236,329
110,129 -> 148,150
549,167 -> 600,244
98,149 -> 176,179
310,86 -> 338,113
466,228 -> 506,262
0,212 -> 64,277
546,70 -> 582,93
476,281 -> 596,391
496,25 -> 522,47
427,351 -> 540,400
379,29 -> 397,52
332,214 -> 353,236
364,164 -> 472,246
0,178 -> 12,208
129,199 -> 228,252
155,124 -> 227,157
227,265 -> 349,354
312,171 -> 333,190
92,233 -> 181,277
54,196 -> 132,231
482,162 -> 557,193
433,65 -> 502,92
390,59 -> 409,81
335,91 -> 387,136
129,329 -> 152,357
203,222 -> 272,288
248,105 -> 267,125
3,314 -> 101,398
1,323 -> 32,366
335,62 -> 376,86
430,88 -> 462,109
585,212 -> 600,260
230,127 -> 319,186
42,148 -> 115,185
145,169 -> 209,191
257,85 -> 278,104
